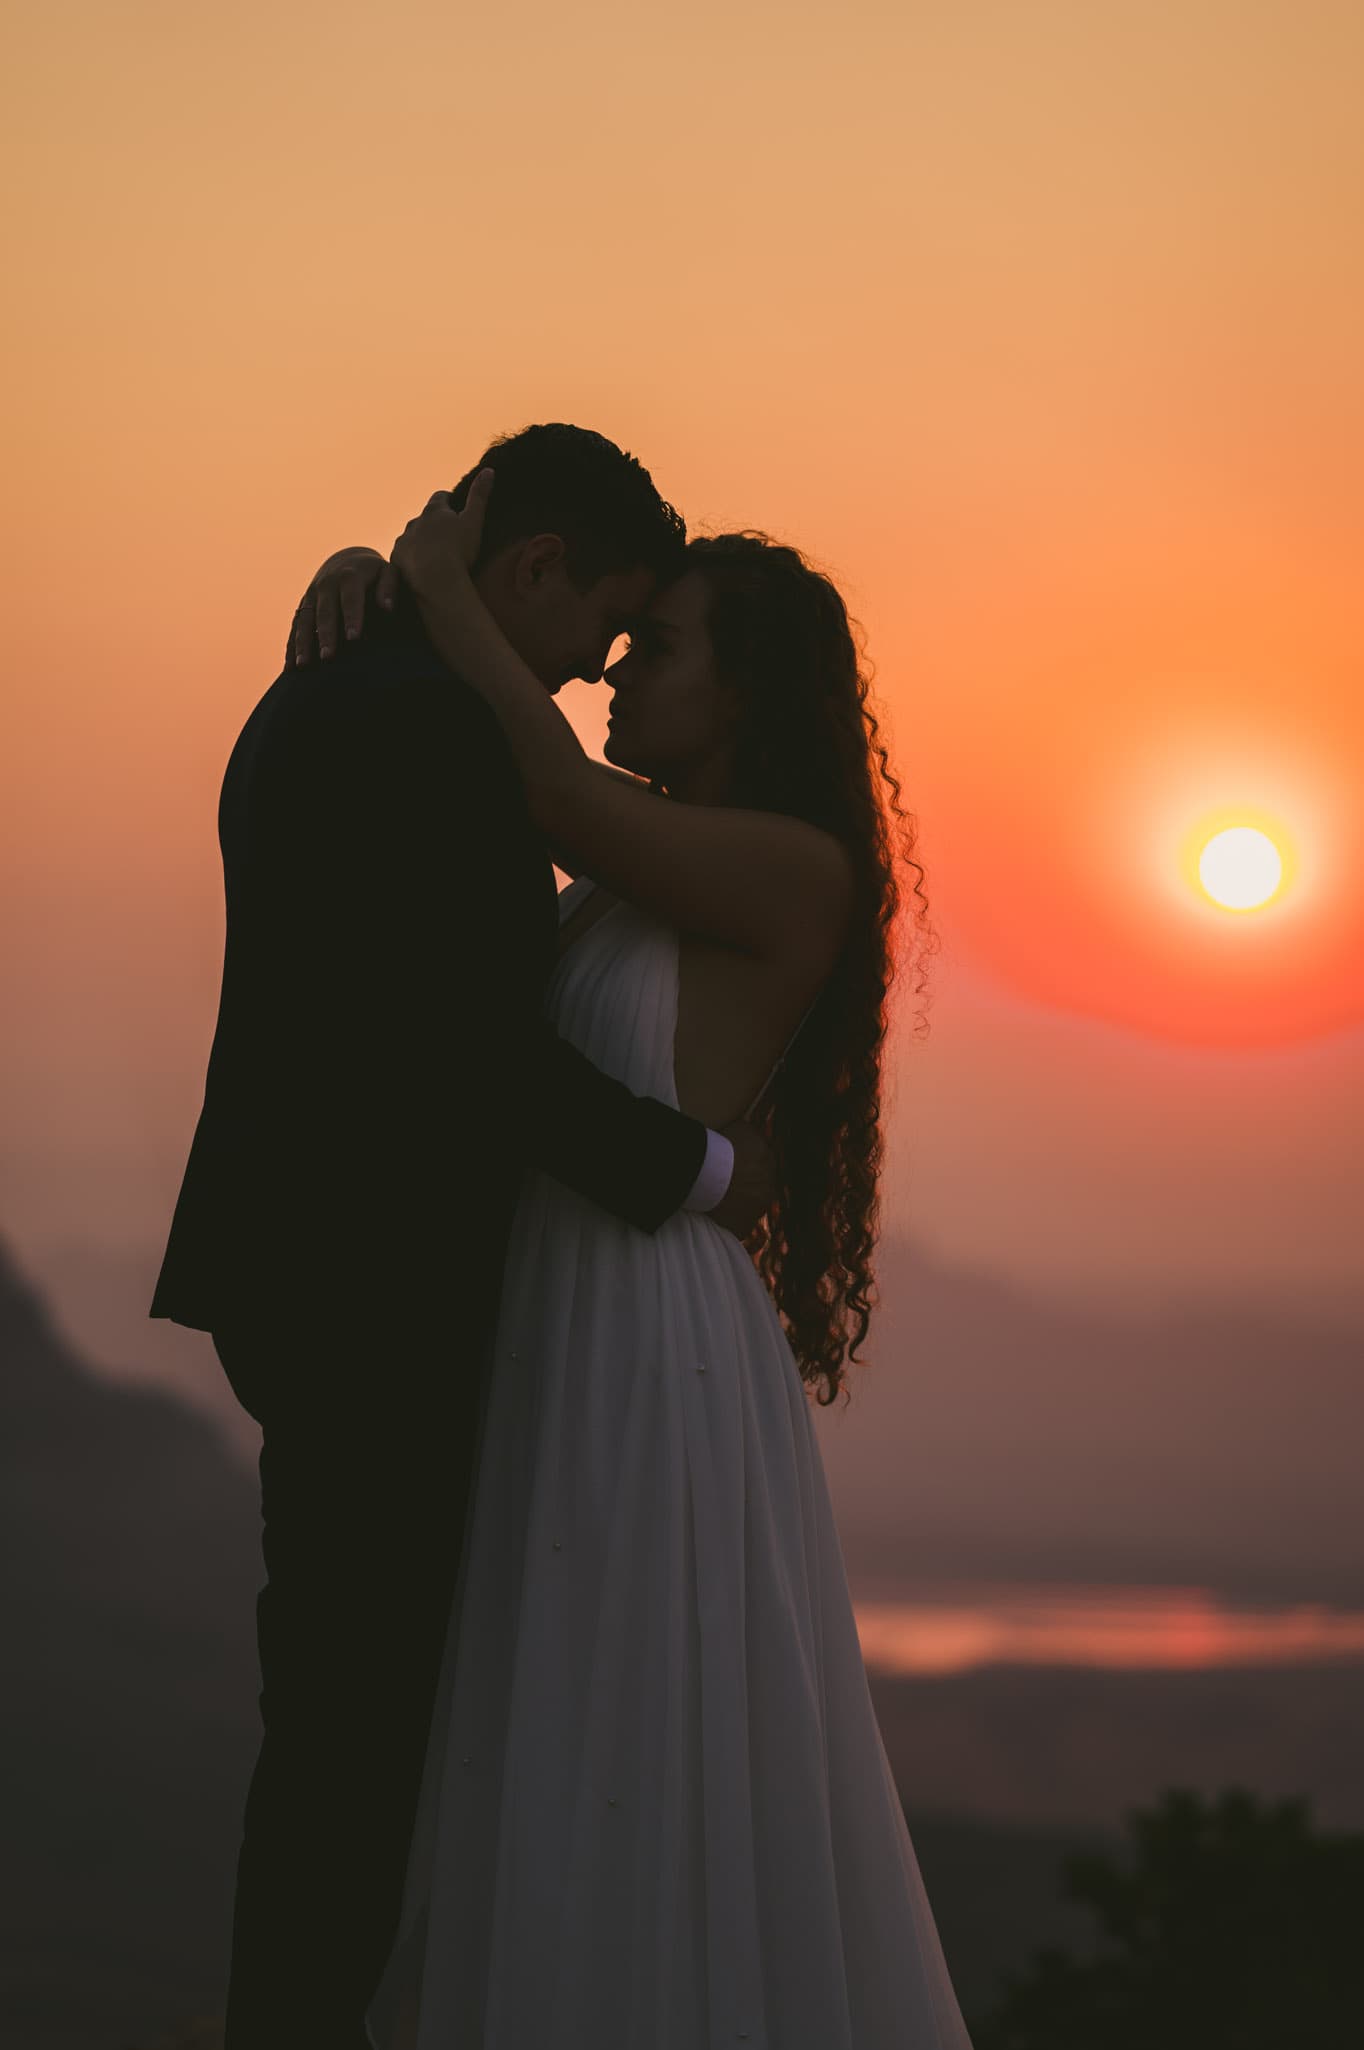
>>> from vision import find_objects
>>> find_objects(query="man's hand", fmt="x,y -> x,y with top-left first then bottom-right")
706,1119 -> 779,1240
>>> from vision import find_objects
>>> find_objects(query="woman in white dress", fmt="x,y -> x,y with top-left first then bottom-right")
354,473 -> 970,2049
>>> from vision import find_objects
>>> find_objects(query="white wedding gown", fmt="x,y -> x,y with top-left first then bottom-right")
365,880 -> 975,2049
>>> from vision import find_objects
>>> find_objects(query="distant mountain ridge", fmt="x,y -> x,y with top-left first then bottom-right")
814,1237 -> 1364,1608
20,1224 -> 1364,1605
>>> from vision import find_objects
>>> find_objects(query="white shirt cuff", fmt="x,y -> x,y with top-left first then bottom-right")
682,1127 -> 735,1213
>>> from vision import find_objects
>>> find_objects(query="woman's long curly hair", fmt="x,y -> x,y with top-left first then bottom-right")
683,533 -> 938,1408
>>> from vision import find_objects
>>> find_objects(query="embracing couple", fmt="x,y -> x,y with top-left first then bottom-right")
151,424 -> 971,2049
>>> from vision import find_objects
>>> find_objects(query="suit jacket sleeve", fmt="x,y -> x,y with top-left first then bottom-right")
523,1025 -> 708,1235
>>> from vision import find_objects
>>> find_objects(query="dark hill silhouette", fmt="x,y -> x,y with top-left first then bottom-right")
0,1235 -> 261,2049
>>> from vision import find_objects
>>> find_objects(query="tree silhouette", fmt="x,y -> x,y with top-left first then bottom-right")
971,1786 -> 1364,2050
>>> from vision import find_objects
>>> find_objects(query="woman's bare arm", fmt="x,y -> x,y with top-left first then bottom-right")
413,570 -> 851,959
549,767 -> 649,878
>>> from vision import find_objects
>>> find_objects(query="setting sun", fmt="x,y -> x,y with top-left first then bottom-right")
1198,826 -> 1284,911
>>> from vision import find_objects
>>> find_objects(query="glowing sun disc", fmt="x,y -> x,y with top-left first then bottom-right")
1198,826 -> 1283,910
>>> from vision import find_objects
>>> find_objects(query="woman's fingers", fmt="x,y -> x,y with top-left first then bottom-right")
292,593 -> 316,666
390,514 -> 417,565
454,469 -> 493,565
315,577 -> 342,659
289,548 -> 390,664
339,567 -> 368,640
381,481 -> 491,598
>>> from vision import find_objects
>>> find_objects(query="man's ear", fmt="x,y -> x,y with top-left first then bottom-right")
511,533 -> 567,593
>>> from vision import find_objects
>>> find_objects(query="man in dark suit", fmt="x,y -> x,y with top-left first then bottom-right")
151,423 -> 762,2049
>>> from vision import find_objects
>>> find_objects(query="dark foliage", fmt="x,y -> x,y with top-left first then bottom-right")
971,1786 -> 1364,2050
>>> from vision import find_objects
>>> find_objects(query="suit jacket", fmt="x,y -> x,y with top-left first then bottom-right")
149,588 -> 707,1338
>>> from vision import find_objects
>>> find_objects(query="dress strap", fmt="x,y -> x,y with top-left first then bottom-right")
556,875 -> 598,926
741,991 -> 821,1121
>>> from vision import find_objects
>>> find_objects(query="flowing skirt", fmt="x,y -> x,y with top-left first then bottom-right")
364,1168 -> 974,2048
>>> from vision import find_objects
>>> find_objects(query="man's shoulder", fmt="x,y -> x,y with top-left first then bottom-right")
252,634 -> 504,755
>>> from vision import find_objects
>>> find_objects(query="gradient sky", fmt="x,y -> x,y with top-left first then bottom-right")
3,0 -> 1362,1316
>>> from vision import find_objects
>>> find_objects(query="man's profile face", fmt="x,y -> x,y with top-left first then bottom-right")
535,561 -> 659,694
486,540 -> 658,694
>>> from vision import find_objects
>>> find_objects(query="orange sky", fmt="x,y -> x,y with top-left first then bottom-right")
2,0 -> 1362,1313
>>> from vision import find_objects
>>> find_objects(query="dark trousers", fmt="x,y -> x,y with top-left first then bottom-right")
213,1316 -> 489,2050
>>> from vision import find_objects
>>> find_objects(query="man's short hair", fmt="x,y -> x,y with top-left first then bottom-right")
452,423 -> 686,589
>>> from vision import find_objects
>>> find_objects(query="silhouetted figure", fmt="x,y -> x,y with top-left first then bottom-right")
154,423 -> 972,2049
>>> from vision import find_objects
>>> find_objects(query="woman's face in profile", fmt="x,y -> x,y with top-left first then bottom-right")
601,571 -> 738,790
